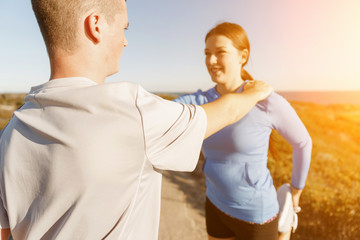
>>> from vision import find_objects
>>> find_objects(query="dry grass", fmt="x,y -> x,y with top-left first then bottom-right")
0,94 -> 26,129
268,102 -> 360,240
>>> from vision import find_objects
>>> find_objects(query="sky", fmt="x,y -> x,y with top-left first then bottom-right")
1,0 -> 360,93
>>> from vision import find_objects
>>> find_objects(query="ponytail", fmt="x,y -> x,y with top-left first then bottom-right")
241,69 -> 253,81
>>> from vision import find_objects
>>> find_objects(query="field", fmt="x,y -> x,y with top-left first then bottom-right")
268,102 -> 360,239
1,93 -> 360,239
0,94 -> 26,129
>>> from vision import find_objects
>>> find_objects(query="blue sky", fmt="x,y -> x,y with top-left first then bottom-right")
1,0 -> 360,93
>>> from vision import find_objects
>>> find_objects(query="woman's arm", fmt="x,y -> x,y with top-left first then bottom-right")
268,93 -> 312,207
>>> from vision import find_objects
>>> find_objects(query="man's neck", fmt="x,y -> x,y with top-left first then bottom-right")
49,50 -> 106,84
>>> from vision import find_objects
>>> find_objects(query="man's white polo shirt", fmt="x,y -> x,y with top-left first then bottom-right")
0,77 -> 206,239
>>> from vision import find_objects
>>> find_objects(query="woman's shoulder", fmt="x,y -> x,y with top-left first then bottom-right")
257,91 -> 291,111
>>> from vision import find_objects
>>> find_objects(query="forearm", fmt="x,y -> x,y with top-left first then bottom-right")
201,92 -> 259,139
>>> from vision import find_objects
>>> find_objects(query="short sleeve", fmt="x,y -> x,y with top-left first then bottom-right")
136,85 -> 207,171
0,195 -> 9,229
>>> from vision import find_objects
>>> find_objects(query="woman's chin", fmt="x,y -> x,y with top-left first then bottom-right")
210,76 -> 224,85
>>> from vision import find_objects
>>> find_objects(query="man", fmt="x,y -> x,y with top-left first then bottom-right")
0,0 -> 272,239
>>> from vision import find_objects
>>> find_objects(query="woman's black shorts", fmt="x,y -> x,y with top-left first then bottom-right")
205,197 -> 278,240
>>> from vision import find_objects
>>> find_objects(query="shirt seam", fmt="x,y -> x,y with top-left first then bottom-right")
118,85 -> 149,239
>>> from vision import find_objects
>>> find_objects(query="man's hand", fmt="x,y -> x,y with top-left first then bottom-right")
243,80 -> 273,102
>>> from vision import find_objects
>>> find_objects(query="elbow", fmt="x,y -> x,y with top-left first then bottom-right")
304,134 -> 312,148
298,134 -> 312,150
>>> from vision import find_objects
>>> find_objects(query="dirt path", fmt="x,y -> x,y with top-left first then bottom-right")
159,162 -> 207,240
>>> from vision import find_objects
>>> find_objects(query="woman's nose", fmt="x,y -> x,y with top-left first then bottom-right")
208,55 -> 217,65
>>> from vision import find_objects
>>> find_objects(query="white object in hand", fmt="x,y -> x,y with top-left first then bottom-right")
277,183 -> 300,233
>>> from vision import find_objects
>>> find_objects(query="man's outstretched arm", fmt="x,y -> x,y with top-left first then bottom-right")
201,80 -> 273,139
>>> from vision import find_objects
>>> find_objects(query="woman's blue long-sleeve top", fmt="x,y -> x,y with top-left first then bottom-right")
174,86 -> 312,223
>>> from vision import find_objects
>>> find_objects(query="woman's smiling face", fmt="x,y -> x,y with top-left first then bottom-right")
204,34 -> 244,86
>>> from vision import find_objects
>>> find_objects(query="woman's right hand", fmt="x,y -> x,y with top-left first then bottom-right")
290,184 -> 303,210
242,80 -> 273,102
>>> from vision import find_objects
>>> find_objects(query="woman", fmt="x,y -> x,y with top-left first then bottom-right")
174,22 -> 312,240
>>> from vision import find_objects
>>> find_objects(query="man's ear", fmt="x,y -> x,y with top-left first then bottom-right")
85,12 -> 101,44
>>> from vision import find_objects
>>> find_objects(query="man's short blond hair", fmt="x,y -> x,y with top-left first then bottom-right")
31,0 -> 122,55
